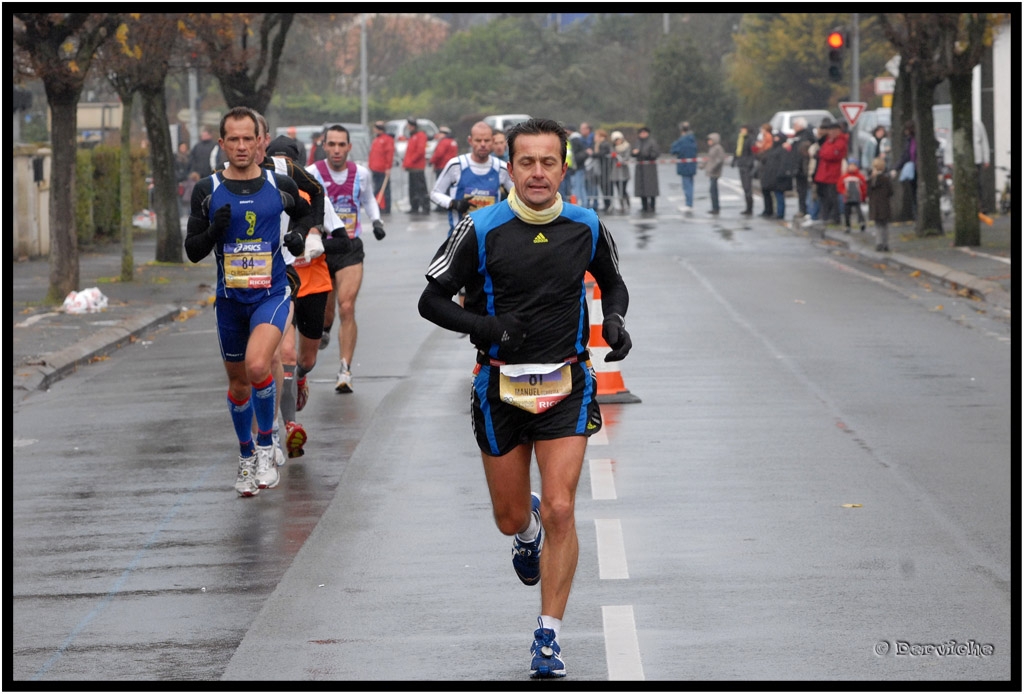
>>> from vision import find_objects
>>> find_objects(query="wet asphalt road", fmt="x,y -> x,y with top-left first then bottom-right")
12,166 -> 1013,684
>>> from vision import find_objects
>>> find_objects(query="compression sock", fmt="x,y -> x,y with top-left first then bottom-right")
228,391 -> 255,457
252,374 -> 276,447
280,363 -> 297,424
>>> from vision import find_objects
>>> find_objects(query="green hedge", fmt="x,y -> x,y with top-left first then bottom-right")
76,145 -> 150,245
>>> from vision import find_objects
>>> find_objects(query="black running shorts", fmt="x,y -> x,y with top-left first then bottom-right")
326,236 -> 365,275
471,360 -> 603,457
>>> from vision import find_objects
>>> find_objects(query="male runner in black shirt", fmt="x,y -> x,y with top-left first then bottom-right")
418,118 -> 631,679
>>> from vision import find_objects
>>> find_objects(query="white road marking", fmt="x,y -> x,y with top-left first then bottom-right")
595,519 -> 629,579
589,458 -> 617,500
957,246 -> 1011,265
602,605 -> 645,680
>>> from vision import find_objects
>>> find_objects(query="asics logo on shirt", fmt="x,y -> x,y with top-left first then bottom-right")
533,233 -> 549,244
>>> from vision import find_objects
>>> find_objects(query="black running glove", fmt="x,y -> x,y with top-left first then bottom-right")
372,219 -> 386,241
283,230 -> 305,257
207,203 -> 232,242
602,313 -> 632,362
475,313 -> 527,351
449,198 -> 472,215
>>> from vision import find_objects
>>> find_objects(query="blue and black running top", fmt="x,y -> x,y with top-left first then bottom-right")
184,169 -> 311,304
424,199 -> 628,364
208,169 -> 288,302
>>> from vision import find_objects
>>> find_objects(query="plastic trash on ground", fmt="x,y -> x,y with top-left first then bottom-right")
63,287 -> 109,314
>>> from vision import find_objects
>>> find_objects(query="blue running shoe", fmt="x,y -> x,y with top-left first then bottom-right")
512,492 -> 542,585
530,618 -> 566,678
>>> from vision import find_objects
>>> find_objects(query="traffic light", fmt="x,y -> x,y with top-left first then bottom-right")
827,29 -> 845,83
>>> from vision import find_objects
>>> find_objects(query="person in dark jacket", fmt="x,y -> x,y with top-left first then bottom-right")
867,155 -> 894,252
790,117 -> 816,218
669,121 -> 699,212
631,126 -> 660,213
732,124 -> 756,216
760,131 -> 793,220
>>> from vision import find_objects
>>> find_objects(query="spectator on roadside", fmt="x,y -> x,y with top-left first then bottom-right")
368,120 -> 395,215
867,155 -> 893,252
188,125 -> 217,179
609,130 -> 631,212
790,117 -> 816,220
566,125 -> 589,208
631,126 -> 660,213
492,129 -> 509,162
700,132 -> 726,215
814,117 -> 848,227
753,123 -> 775,217
838,159 -> 867,233
860,124 -> 890,174
430,126 -> 459,212
592,128 -> 614,212
892,120 -> 918,221
760,130 -> 793,220
579,122 -> 599,208
307,130 -> 326,166
732,124 -> 756,216
403,117 -> 430,214
670,121 -> 699,213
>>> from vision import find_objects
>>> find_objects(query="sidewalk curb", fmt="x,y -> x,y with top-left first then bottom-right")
13,296 -> 209,404
823,230 -> 1012,313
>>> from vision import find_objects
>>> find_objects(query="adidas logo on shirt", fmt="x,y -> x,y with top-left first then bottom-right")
533,233 -> 549,244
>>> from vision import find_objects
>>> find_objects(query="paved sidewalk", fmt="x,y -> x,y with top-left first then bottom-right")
816,213 -> 1012,312
11,211 -> 1013,404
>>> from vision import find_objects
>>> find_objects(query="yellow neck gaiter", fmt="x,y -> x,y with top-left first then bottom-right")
507,188 -> 563,225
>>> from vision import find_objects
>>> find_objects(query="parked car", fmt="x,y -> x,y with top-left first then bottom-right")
483,114 -> 531,133
849,108 -> 892,166
850,106 -> 989,170
384,118 -> 439,167
769,109 -> 835,139
274,122 -> 371,166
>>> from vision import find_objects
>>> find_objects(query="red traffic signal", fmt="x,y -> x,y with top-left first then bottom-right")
827,31 -> 845,49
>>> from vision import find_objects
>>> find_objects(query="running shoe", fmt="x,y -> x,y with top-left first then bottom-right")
512,492 -> 542,586
296,376 -> 309,412
285,420 -> 306,459
335,369 -> 353,394
254,444 -> 280,489
235,453 -> 259,497
530,619 -> 566,678
271,430 -> 286,467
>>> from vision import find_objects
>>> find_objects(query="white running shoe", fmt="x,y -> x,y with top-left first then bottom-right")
254,445 -> 280,489
271,430 -> 286,467
235,454 -> 259,497
335,367 -> 353,393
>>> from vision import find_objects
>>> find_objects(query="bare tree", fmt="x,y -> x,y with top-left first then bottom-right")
13,13 -> 121,304
184,13 -> 295,114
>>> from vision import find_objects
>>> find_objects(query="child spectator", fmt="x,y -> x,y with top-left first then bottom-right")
867,156 -> 894,252
838,159 -> 867,233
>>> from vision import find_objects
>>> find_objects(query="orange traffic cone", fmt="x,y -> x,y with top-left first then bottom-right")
589,283 -> 641,404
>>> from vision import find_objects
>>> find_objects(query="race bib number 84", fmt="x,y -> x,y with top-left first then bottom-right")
224,240 -> 273,289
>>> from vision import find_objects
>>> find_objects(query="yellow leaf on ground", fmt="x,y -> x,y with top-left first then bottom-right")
909,270 -> 921,278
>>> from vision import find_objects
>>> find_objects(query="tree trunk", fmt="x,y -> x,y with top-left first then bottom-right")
890,56 -> 914,223
47,96 -> 80,304
141,86 -> 183,263
950,71 -> 981,247
120,92 -> 135,282
911,77 -> 944,237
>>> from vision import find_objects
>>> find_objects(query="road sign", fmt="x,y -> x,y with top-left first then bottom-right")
874,76 -> 895,95
839,102 -> 868,127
